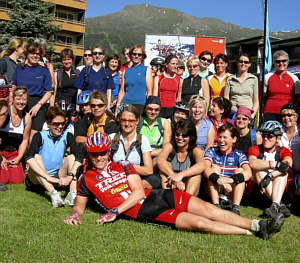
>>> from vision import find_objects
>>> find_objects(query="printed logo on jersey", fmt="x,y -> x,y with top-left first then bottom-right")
95,171 -> 127,192
111,184 -> 129,195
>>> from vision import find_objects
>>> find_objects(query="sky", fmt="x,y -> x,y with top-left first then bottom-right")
86,0 -> 300,32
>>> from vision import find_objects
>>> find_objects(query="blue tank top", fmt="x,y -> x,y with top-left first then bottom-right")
122,64 -> 147,105
196,118 -> 212,151
39,131 -> 68,176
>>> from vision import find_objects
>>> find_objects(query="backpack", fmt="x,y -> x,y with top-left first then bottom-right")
110,134 -> 144,165
140,116 -> 164,137
56,67 -> 80,90
257,144 -> 281,161
82,66 -> 92,90
167,146 -> 195,164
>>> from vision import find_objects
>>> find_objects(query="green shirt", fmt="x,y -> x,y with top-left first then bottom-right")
140,117 -> 164,150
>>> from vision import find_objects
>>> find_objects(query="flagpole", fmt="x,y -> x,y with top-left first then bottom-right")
260,0 -> 268,126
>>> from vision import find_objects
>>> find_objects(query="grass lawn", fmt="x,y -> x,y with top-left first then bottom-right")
1,184 -> 300,263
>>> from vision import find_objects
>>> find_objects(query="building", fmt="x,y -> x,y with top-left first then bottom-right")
0,0 -> 87,65
227,36 -> 300,77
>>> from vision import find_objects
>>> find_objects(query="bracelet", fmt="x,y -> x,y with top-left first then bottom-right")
37,101 -> 43,106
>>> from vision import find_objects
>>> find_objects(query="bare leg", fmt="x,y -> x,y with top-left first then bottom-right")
271,175 -> 287,204
187,196 -> 252,230
142,180 -> 152,189
207,180 -> 219,204
185,174 -> 201,196
175,212 -> 247,235
58,154 -> 76,191
232,182 -> 245,205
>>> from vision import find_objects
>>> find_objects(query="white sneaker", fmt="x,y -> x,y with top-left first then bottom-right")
49,190 -> 64,208
64,190 -> 77,206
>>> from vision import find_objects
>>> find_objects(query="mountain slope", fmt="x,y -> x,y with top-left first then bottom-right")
85,4 -> 300,55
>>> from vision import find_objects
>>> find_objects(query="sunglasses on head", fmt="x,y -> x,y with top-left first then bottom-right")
239,60 -> 250,64
146,106 -> 160,113
175,132 -> 189,138
275,59 -> 288,64
90,103 -> 106,109
84,53 -> 92,57
93,52 -> 104,56
200,57 -> 212,63
261,133 -> 276,139
281,113 -> 294,118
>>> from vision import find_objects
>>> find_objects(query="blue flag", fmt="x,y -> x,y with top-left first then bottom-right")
260,0 -> 272,73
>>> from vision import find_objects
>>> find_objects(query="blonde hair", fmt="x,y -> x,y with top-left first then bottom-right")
189,95 -> 208,114
0,37 -> 24,59
13,86 -> 27,98
187,56 -> 200,67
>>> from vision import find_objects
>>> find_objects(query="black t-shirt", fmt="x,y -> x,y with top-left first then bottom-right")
0,56 -> 18,83
181,75 -> 202,104
74,113 -> 119,138
55,68 -> 79,105
236,130 -> 253,154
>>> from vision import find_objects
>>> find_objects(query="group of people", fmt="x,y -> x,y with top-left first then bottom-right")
0,36 -> 299,240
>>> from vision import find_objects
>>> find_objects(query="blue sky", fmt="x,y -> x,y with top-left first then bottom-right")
86,0 -> 299,32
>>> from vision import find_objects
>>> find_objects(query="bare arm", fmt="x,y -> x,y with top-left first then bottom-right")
133,151 -> 154,176
202,78 -> 210,106
0,100 -> 8,128
249,155 -> 271,171
145,68 -> 153,97
252,93 -> 259,119
156,143 -> 175,177
205,125 -> 215,151
75,136 -> 86,144
64,195 -> 89,225
106,88 -> 112,109
162,118 -> 172,145
255,132 -> 262,145
153,76 -> 159,97
176,78 -> 183,102
49,71 -> 57,107
115,70 -> 126,115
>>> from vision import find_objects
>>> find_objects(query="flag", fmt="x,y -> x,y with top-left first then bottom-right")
260,0 -> 272,73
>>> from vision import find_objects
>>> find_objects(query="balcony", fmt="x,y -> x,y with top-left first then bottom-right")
45,0 -> 86,10
0,6 -> 11,21
53,17 -> 85,34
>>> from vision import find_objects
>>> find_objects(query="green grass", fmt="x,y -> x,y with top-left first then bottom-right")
1,185 -> 300,263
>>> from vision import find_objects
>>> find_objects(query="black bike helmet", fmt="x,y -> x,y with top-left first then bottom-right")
150,57 -> 165,66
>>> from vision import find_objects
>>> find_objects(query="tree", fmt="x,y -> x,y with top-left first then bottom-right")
0,0 -> 60,48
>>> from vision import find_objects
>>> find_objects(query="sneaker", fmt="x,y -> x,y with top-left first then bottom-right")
256,213 -> 285,240
214,203 -> 221,208
231,205 -> 240,216
49,190 -> 64,208
64,190 -> 77,206
0,182 -> 8,191
263,203 -> 279,218
219,194 -> 232,209
280,203 -> 291,218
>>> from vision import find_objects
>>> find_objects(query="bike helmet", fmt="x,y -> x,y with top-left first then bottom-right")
259,120 -> 283,136
174,101 -> 189,112
150,57 -> 165,66
76,90 -> 92,105
85,131 -> 112,153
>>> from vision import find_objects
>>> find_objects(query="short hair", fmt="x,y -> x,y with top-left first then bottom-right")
187,56 -> 201,67
105,54 -> 121,71
173,119 -> 197,151
212,97 -> 232,118
92,45 -> 105,54
199,50 -> 213,60
45,106 -> 66,123
217,123 -> 238,139
89,90 -> 107,105
189,95 -> 208,113
60,48 -> 74,61
213,53 -> 230,73
165,54 -> 178,65
273,50 -> 289,62
129,45 -> 146,60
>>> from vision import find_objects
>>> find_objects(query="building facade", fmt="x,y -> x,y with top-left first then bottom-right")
0,0 -> 87,65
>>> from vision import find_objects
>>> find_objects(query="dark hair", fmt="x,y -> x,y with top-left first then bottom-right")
212,97 -> 232,118
173,119 -> 197,152
45,106 -> 66,123
165,54 -> 178,65
236,53 -> 251,63
129,45 -> 146,60
21,41 -> 41,69
60,48 -> 74,61
217,123 -> 238,139
92,45 -> 105,54
214,53 -> 230,73
105,54 -> 121,71
199,50 -> 213,60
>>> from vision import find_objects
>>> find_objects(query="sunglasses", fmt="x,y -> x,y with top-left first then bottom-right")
51,121 -> 66,127
275,59 -> 288,64
281,113 -> 294,118
188,65 -> 199,69
200,57 -> 212,63
90,150 -> 108,157
120,118 -> 136,125
132,52 -> 143,57
84,54 -> 92,57
261,133 -> 276,139
146,106 -> 160,113
236,117 -> 249,121
31,52 -> 40,56
175,132 -> 189,138
178,66 -> 185,70
239,60 -> 250,64
93,52 -> 104,56
90,103 -> 106,109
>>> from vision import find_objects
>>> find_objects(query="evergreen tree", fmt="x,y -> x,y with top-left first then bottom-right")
0,0 -> 60,47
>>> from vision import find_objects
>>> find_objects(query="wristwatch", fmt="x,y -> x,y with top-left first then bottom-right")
67,172 -> 76,181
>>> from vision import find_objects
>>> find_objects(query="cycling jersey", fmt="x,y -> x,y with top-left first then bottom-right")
204,146 -> 249,177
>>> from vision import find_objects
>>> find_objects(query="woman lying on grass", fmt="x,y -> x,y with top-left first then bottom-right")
64,131 -> 285,240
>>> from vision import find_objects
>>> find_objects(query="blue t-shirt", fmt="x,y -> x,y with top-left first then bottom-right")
12,65 -> 53,96
74,66 -> 113,92
111,72 -> 121,98
196,118 -> 212,151
122,64 -> 147,105
204,146 -> 249,177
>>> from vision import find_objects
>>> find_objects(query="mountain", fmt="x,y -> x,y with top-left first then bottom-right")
85,4 -> 300,55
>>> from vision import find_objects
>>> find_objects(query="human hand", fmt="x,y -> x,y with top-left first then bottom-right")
8,157 -> 20,167
168,173 -> 183,184
58,177 -> 72,187
64,211 -> 82,225
47,176 -> 59,184
29,104 -> 41,117
176,181 -> 186,191
1,157 -> 8,170
96,210 -> 118,225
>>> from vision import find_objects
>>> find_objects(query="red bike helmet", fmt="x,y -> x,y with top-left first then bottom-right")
85,131 -> 112,153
